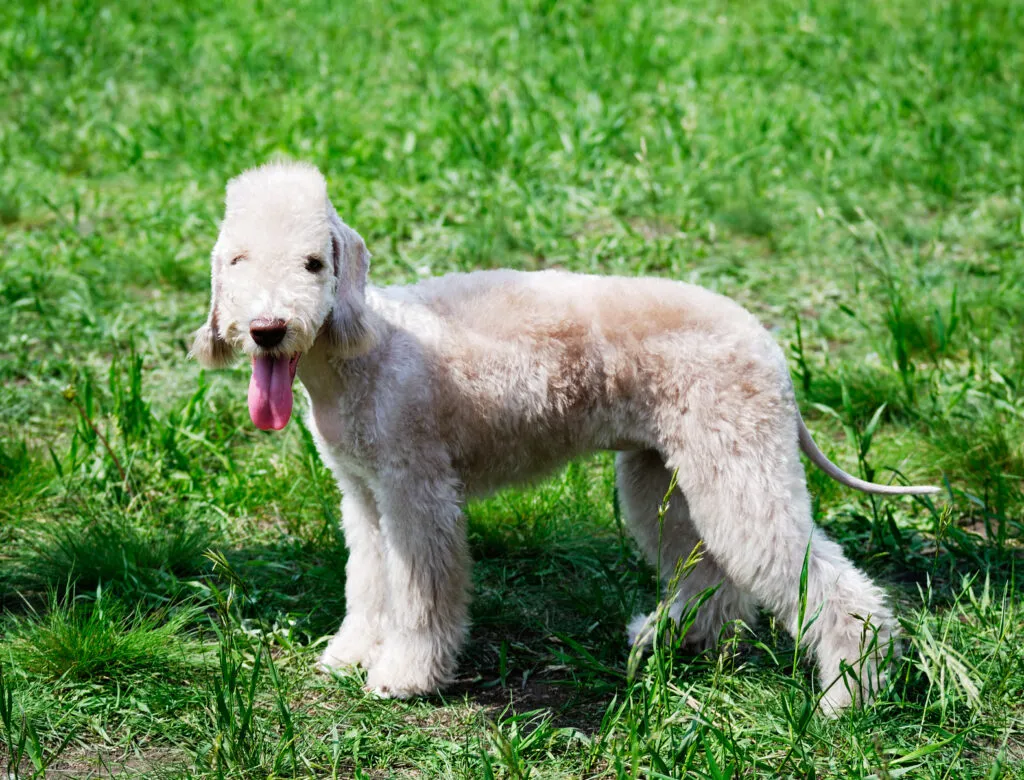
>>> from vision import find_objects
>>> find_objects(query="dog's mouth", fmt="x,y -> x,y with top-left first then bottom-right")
248,353 -> 300,430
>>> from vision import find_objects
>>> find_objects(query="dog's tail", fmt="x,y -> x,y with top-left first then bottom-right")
797,413 -> 941,496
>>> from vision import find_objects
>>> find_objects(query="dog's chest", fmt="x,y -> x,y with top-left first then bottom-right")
301,398 -> 378,484
296,349 -> 364,452
310,402 -> 345,445
301,385 -> 368,456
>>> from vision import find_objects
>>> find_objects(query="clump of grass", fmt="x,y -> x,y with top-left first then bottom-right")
0,659 -> 75,780
0,440 -> 30,482
802,365 -> 913,426
0,187 -> 20,225
23,510 -> 217,598
898,573 -> 1023,727
7,588 -> 202,685
194,551 -> 298,777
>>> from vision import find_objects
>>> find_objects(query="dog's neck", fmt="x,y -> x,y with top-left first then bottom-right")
295,333 -> 368,446
297,290 -> 396,444
300,307 -> 392,397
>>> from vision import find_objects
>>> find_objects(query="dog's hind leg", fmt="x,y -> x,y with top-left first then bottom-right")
659,387 -> 898,714
320,477 -> 388,671
617,450 -> 758,651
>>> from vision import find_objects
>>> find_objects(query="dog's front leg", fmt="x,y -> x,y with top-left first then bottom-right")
320,477 -> 388,672
365,474 -> 470,698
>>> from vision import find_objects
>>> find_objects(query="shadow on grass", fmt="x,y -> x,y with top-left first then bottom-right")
7,461 -> 1017,743
220,521 -> 650,733
222,492 -> 1021,737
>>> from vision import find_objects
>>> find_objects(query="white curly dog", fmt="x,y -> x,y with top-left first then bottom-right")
191,162 -> 938,714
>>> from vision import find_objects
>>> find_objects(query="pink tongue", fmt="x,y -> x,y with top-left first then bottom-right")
248,355 -> 294,430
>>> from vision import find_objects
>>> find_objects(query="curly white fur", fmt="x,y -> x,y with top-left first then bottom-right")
192,161 -> 936,713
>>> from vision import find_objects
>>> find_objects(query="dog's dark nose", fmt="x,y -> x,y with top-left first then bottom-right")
250,318 -> 288,348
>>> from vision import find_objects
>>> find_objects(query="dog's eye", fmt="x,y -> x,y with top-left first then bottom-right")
305,255 -> 324,273
229,254 -> 246,266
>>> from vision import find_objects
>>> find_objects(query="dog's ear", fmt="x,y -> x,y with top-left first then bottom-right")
189,254 -> 237,368
326,204 -> 378,356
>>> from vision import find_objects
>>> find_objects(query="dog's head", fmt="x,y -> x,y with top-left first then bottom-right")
190,161 -> 374,430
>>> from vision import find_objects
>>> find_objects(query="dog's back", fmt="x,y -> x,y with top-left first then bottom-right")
368,269 -> 785,494
384,268 -> 765,349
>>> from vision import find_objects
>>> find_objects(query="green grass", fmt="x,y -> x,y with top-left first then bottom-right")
1,0 -> 1023,775
7,588 -> 202,684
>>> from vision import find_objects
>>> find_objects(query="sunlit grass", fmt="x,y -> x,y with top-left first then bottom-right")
0,0 -> 1022,775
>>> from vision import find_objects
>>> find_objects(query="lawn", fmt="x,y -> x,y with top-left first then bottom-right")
1,0 -> 1023,776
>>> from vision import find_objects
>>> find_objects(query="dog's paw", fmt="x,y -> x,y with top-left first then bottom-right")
627,613 -> 655,648
363,636 -> 451,698
364,665 -> 439,699
815,622 -> 898,717
318,617 -> 382,671
364,667 -> 440,699
817,686 -> 853,718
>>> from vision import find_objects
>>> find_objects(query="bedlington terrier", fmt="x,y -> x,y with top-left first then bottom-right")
191,161 -> 939,714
